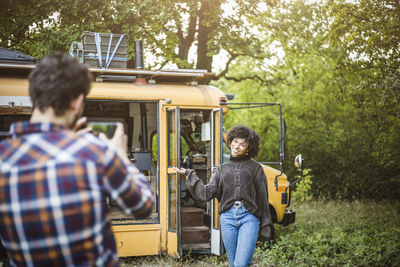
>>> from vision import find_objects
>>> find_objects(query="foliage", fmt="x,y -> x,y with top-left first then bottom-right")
252,200 -> 400,266
324,0 -> 400,199
120,201 -> 400,266
0,0 -> 267,77
2,0 -> 399,199
291,168 -> 313,202
0,0 -> 116,58
213,60 -> 282,162
214,0 -> 400,200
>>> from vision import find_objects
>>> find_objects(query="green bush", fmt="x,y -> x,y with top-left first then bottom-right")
121,201 -> 400,266
252,201 -> 400,266
291,168 -> 313,202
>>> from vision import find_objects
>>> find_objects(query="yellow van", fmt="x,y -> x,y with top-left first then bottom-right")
0,49 -> 298,257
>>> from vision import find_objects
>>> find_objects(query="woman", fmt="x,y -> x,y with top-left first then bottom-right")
174,124 -> 272,267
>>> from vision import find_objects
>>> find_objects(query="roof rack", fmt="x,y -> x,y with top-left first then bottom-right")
89,67 -> 207,77
0,63 -> 214,84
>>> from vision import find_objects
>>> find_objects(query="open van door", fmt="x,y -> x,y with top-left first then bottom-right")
210,108 -> 224,255
166,107 -> 182,257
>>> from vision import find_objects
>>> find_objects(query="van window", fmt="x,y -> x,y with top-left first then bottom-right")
84,100 -> 159,224
0,114 -> 30,141
167,109 -> 177,167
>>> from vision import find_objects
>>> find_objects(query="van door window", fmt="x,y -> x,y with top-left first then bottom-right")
178,109 -> 217,252
167,109 -> 177,167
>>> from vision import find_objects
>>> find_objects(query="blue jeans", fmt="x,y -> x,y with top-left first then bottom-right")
220,203 -> 260,267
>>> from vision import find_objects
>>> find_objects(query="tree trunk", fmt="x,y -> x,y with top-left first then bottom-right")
177,4 -> 198,67
196,0 -> 214,72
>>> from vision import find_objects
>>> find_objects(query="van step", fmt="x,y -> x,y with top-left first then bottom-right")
181,207 -> 205,227
182,243 -> 211,250
182,226 -> 209,244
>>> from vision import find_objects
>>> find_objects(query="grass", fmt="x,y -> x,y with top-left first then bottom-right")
120,200 -> 400,266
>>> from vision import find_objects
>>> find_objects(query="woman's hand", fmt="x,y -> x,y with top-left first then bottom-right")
173,167 -> 186,175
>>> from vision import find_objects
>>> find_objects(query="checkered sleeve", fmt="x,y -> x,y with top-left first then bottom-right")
101,148 -> 154,219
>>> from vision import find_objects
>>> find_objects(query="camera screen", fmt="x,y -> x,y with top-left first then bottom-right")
87,121 -> 117,138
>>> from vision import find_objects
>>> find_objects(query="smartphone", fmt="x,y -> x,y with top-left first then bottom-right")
87,121 -> 118,138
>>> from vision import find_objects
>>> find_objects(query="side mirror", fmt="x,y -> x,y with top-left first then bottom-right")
295,154 -> 303,169
287,154 -> 304,191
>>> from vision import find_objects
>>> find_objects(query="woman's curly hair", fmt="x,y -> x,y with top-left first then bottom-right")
226,124 -> 260,158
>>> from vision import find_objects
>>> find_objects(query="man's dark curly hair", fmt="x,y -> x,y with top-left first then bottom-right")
29,52 -> 91,116
227,124 -> 260,158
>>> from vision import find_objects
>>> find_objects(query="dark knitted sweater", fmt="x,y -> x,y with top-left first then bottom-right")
185,156 -> 273,241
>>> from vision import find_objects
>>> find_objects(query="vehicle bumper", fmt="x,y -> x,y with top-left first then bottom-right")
282,210 -> 296,226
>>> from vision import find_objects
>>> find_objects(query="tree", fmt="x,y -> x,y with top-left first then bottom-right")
1,0 -> 269,80
216,0 -> 400,200
2,0 -> 399,200
0,0 -> 118,57
327,0 -> 400,199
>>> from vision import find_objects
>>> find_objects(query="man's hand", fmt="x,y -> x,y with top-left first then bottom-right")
98,122 -> 128,161
73,117 -> 92,135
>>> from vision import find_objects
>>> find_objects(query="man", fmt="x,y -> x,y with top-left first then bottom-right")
0,53 -> 154,266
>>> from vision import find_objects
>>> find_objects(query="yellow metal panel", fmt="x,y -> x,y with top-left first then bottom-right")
112,225 -> 161,257
214,199 -> 220,229
0,78 -> 29,95
0,78 -> 226,108
159,103 -> 169,254
163,106 -> 181,257
89,83 -> 225,107
261,165 -> 289,222
213,110 -> 221,229
167,231 -> 178,257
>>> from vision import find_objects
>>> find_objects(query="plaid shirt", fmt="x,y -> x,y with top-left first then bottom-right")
0,122 -> 154,267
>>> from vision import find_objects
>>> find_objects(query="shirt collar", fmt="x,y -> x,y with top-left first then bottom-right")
9,121 -> 68,138
230,154 -> 251,162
